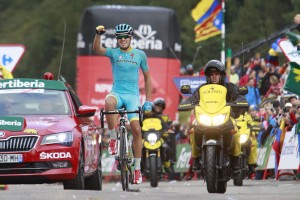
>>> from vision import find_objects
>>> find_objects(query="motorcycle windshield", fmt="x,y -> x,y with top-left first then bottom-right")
142,118 -> 162,131
199,84 -> 227,113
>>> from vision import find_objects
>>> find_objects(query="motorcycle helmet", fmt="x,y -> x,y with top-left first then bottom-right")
114,24 -> 133,36
204,60 -> 226,85
153,97 -> 166,114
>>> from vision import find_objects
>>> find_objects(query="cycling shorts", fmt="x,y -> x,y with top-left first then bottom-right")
106,92 -> 140,122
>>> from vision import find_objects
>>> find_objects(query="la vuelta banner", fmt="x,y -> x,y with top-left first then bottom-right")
76,5 -> 181,123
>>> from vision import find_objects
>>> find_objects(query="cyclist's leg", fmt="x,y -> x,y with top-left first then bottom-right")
125,94 -> 142,184
125,94 -> 142,159
105,93 -> 122,130
106,93 -> 123,155
130,119 -> 143,184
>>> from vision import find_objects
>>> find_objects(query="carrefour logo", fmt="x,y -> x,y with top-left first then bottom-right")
0,79 -> 45,89
100,24 -> 163,51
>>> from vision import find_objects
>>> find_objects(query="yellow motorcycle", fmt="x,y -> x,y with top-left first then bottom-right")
236,113 -> 252,185
179,84 -> 248,193
237,113 -> 261,182
141,117 -> 165,187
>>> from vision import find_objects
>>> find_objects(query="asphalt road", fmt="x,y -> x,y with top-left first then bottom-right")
1,179 -> 300,200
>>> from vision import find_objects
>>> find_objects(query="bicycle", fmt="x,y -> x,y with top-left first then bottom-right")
100,107 -> 143,191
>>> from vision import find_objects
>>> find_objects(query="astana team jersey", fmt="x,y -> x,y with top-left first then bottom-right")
104,47 -> 149,95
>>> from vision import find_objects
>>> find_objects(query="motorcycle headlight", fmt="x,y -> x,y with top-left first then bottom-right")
41,132 -> 73,146
199,114 -> 211,126
212,114 -> 226,126
199,114 -> 226,126
240,134 -> 248,144
147,133 -> 158,145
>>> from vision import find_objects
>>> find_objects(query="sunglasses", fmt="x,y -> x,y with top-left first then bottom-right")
116,35 -> 130,40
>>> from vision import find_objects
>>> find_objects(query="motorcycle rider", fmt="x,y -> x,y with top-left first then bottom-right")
181,60 -> 246,172
247,104 -> 260,173
235,104 -> 259,176
144,97 -> 176,175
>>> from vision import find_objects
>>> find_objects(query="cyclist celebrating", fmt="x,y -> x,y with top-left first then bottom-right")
93,23 -> 152,184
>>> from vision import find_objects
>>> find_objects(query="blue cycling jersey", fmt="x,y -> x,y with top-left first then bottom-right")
104,47 -> 149,95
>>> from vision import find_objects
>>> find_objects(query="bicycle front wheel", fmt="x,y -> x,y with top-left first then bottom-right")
119,127 -> 129,191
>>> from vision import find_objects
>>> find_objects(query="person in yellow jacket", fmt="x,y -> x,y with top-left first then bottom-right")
0,64 -> 13,79
235,105 -> 260,175
247,105 -> 261,172
0,64 -> 12,190
181,60 -> 246,173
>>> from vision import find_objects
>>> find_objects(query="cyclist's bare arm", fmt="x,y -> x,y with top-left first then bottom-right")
93,25 -> 106,55
93,34 -> 106,55
143,70 -> 152,101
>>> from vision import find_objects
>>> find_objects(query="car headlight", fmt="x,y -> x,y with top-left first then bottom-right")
199,114 -> 211,126
212,114 -> 226,126
240,134 -> 248,144
147,133 -> 158,145
41,132 -> 73,146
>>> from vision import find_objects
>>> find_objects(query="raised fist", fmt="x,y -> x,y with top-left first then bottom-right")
96,25 -> 106,35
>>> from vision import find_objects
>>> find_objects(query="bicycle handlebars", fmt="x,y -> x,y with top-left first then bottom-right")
100,107 -> 143,128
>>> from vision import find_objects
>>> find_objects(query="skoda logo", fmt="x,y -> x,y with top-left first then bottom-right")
0,132 -> 5,137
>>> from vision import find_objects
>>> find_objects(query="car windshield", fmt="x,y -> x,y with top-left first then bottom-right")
0,89 -> 71,115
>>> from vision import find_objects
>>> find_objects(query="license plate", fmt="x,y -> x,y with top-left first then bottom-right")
0,154 -> 23,163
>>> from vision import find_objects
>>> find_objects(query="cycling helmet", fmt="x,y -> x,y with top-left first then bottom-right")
204,60 -> 226,84
114,24 -> 133,36
249,104 -> 259,111
153,97 -> 166,110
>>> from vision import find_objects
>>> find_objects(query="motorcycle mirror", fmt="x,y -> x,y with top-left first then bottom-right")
238,86 -> 248,95
180,85 -> 192,94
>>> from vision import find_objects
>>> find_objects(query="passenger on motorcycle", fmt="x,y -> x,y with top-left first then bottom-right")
184,60 -> 246,172
144,97 -> 176,174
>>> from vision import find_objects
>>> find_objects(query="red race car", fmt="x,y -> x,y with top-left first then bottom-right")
0,74 -> 102,190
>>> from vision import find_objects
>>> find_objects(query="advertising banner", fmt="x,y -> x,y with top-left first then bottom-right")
101,143 -> 191,175
279,38 -> 300,65
173,76 -> 206,97
256,136 -> 275,170
278,126 -> 300,170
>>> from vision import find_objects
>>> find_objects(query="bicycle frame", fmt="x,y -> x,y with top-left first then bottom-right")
100,107 -> 143,191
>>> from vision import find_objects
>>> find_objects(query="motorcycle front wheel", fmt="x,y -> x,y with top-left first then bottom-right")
205,145 -> 218,193
150,156 -> 158,187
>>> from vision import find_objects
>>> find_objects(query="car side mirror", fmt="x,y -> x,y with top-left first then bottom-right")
180,85 -> 192,94
77,105 -> 96,117
238,86 -> 248,95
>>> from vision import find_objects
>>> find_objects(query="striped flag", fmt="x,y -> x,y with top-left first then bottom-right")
191,0 -> 222,43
